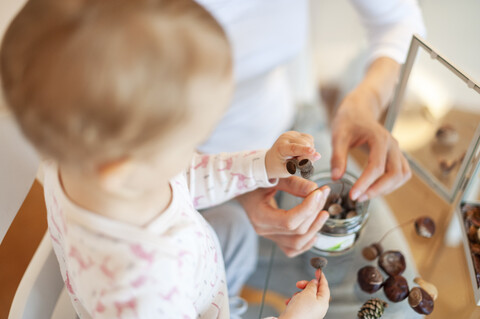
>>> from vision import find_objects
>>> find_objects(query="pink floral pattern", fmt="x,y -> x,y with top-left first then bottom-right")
43,150 -> 274,318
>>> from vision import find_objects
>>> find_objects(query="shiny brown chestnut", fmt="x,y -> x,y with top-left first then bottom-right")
413,277 -> 438,301
383,275 -> 409,302
357,266 -> 384,293
414,217 -> 436,238
409,287 -> 434,315
378,251 -> 406,276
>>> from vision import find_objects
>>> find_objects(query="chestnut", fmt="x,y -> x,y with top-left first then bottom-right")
435,124 -> 459,147
413,277 -> 438,301
378,251 -> 406,276
357,266 -> 384,293
409,287 -> 434,315
383,275 -> 409,302
414,217 -> 436,238
468,225 -> 479,244
471,212 -> 480,228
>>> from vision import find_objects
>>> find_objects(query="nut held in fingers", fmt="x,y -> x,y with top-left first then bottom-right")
310,257 -> 328,270
298,158 -> 314,179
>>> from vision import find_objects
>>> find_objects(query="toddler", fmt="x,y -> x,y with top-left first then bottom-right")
1,0 -> 330,318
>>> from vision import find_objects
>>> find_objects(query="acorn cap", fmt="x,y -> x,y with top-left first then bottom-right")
362,245 -> 379,261
310,257 -> 328,270
362,243 -> 384,261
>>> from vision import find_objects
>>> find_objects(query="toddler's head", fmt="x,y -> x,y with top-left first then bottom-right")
1,0 -> 232,177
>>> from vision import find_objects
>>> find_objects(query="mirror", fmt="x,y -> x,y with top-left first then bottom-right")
386,35 -> 480,202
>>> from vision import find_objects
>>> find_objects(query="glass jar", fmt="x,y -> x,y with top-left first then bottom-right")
309,171 -> 370,256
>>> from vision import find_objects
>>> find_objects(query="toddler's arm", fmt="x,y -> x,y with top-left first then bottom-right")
187,131 -> 320,209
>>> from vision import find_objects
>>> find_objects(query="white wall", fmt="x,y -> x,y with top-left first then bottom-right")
310,0 -> 480,91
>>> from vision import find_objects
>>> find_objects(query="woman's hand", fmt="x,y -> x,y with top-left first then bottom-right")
330,57 -> 411,202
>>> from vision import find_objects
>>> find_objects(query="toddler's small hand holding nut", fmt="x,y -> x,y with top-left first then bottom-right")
265,131 -> 321,180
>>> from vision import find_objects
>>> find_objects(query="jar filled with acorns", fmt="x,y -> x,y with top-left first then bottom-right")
308,171 -> 370,255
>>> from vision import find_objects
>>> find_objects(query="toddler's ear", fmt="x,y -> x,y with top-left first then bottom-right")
97,157 -> 133,193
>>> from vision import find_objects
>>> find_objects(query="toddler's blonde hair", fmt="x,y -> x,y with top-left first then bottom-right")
1,0 -> 231,169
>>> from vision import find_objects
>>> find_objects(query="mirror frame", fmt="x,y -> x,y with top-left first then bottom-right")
385,34 -> 480,203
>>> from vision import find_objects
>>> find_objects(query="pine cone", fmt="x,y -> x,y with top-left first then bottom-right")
358,298 -> 388,319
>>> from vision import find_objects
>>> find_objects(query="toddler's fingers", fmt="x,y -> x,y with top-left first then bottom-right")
278,143 -> 315,158
296,280 -> 309,289
317,272 -> 330,299
303,279 -> 319,295
315,268 -> 322,281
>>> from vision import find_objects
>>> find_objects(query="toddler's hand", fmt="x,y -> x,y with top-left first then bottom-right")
265,131 -> 321,179
280,272 -> 330,319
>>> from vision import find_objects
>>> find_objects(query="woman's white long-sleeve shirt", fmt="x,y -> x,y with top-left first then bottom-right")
197,0 -> 426,154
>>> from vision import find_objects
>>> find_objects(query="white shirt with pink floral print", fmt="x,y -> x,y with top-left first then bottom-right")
43,150 -> 276,319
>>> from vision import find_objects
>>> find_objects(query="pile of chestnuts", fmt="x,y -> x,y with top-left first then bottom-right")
357,216 -> 437,316
323,181 -> 359,220
357,250 -> 436,315
462,203 -> 480,287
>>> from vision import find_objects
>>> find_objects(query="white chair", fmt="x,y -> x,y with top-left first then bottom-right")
0,114 -> 76,319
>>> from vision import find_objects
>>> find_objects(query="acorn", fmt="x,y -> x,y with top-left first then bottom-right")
408,287 -> 434,315
378,251 -> 406,276
383,275 -> 409,302
286,159 -> 297,175
414,217 -> 436,238
362,243 -> 383,261
346,210 -> 358,219
357,266 -> 384,293
298,159 -> 314,179
328,203 -> 343,217
468,225 -> 479,244
310,256 -> 328,270
413,277 -> 438,301
358,298 -> 388,319
435,124 -> 459,147
471,211 -> 480,228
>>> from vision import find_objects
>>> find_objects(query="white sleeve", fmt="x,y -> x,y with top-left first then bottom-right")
350,0 -> 426,64
186,150 -> 277,210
